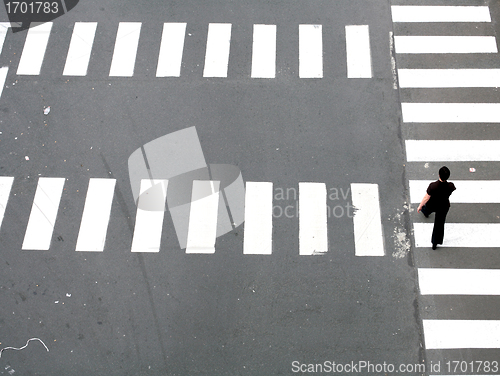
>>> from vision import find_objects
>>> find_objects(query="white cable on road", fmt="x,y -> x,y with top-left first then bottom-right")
0,338 -> 49,359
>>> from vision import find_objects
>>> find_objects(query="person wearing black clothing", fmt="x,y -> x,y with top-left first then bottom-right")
417,166 -> 456,250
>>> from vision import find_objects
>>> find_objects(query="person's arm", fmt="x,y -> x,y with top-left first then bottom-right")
417,193 -> 431,212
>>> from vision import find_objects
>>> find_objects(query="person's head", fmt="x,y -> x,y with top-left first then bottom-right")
439,166 -> 450,181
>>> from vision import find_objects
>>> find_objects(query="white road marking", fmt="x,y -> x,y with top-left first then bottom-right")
299,25 -> 323,78
345,25 -> 372,79
131,179 -> 168,253
0,66 -> 8,99
63,22 -> 98,76
409,180 -> 500,203
405,140 -> 500,162
0,23 -> 10,56
109,22 -> 142,77
203,23 -> 232,78
299,182 -> 328,255
251,24 -> 276,79
17,23 -> 53,75
76,178 -> 116,252
419,268 -> 500,295
414,223 -> 500,248
394,36 -> 498,54
156,22 -> 187,77
402,103 -> 500,123
22,177 -> 65,250
391,6 -> 492,23
243,182 -> 273,254
423,320 -> 500,349
0,176 -> 14,232
351,183 -> 384,256
186,180 -> 220,253
398,69 -> 500,88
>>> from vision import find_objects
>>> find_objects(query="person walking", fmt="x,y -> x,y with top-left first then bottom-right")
417,166 -> 456,250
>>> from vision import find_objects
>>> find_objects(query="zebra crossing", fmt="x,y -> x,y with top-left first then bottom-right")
0,20 -> 374,80
391,1 -> 500,363
0,176 -> 386,256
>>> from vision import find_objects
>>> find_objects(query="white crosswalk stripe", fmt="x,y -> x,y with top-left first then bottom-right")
0,66 -> 8,100
0,22 -> 375,80
405,140 -> 500,161
409,180 -> 500,203
299,182 -> 328,255
0,177 -> 387,256
398,69 -> 500,88
251,24 -> 276,79
423,320 -> 500,349
418,269 -> 500,295
391,5 -> 492,23
0,23 -> 9,55
402,103 -> 500,123
17,22 -> 53,75
243,182 -> 273,255
22,177 -> 65,250
351,183 -> 384,256
156,22 -> 187,77
345,25 -> 372,79
109,22 -> 142,77
203,23 -> 232,78
185,180 -> 220,254
414,223 -> 500,248
76,178 -> 116,252
63,22 -> 98,76
0,176 -> 14,232
131,179 -> 168,253
394,36 -> 498,54
299,25 -> 323,78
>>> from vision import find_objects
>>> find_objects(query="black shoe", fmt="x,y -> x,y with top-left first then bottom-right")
432,244 -> 437,250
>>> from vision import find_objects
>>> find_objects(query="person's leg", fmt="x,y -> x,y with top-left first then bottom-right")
431,207 -> 449,249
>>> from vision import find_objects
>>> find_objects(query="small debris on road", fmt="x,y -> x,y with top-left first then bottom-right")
43,106 -> 51,115
469,167 -> 476,173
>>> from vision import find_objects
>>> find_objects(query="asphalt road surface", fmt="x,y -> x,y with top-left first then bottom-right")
0,0 -> 498,375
